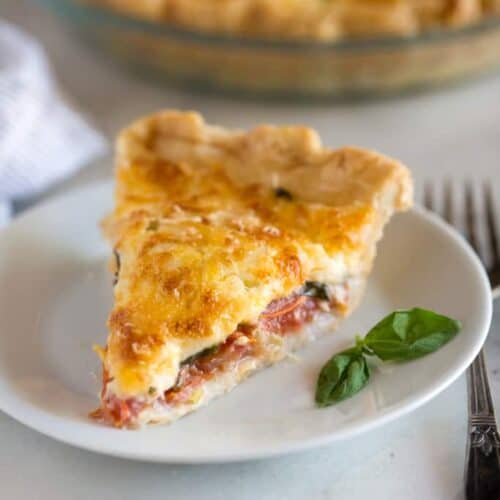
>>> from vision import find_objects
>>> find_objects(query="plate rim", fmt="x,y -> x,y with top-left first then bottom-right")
0,180 -> 493,463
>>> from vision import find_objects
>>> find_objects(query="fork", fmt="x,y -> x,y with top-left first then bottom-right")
424,180 -> 500,500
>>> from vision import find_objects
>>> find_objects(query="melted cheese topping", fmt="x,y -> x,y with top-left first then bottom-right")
102,111 -> 413,399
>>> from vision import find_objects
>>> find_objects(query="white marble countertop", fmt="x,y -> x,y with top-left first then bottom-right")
2,2 -> 500,498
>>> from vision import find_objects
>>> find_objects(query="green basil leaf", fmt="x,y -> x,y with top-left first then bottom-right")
273,187 -> 293,200
364,308 -> 461,362
180,345 -> 219,367
315,348 -> 370,407
112,249 -> 120,286
146,219 -> 159,231
301,281 -> 330,301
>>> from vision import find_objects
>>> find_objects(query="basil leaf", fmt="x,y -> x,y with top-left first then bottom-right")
315,348 -> 370,407
180,345 -> 219,367
112,249 -> 120,286
274,187 -> 293,200
301,281 -> 330,301
146,219 -> 159,231
364,308 -> 461,362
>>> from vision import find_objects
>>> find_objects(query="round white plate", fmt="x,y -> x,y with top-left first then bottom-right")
0,181 -> 492,463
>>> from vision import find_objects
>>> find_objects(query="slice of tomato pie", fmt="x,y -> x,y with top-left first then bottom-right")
94,111 -> 413,428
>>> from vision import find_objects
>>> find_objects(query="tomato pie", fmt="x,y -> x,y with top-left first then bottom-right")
93,110 -> 413,428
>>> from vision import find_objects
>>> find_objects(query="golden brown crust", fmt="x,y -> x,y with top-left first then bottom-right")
115,110 -> 412,210
102,110 -> 413,399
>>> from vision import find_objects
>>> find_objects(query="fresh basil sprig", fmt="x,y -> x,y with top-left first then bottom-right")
315,308 -> 461,407
364,309 -> 461,361
316,347 -> 369,407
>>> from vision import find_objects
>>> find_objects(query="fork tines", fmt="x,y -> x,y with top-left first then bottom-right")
485,182 -> 500,266
423,180 -> 500,291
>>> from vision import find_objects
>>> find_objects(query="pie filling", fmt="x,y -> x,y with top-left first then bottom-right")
94,281 -> 350,428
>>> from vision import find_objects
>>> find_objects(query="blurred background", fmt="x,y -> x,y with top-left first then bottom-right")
3,0 -> 500,221
31,0 -> 500,99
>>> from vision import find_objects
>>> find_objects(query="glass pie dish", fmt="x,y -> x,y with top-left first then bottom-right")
39,0 -> 500,99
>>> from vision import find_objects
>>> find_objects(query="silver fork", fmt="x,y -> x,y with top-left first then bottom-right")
424,180 -> 500,500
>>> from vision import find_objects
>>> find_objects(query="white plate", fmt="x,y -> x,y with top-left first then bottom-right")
0,181 -> 492,463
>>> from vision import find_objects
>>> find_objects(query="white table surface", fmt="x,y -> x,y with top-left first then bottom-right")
2,2 -> 500,499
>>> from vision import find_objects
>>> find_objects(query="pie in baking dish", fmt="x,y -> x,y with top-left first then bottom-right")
92,0 -> 500,41
93,110 -> 413,428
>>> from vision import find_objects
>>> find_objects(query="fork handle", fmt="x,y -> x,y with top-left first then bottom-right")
465,349 -> 500,500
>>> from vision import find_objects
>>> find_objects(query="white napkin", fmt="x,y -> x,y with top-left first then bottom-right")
0,21 -> 107,227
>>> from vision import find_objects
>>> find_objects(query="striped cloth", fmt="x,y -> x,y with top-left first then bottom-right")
0,21 -> 107,227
